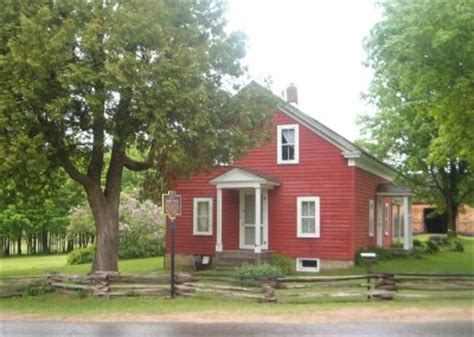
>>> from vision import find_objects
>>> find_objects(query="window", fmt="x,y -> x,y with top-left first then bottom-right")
277,124 -> 299,164
384,203 -> 390,236
193,198 -> 213,236
297,196 -> 320,238
296,258 -> 320,272
369,199 -> 375,237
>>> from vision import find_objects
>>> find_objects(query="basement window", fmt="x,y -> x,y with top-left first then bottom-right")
296,258 -> 320,272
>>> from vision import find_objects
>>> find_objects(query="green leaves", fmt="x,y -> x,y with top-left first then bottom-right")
0,0 -> 276,267
364,0 -> 474,166
359,0 -> 474,232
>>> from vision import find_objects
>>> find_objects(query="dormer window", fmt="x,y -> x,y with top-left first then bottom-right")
277,124 -> 299,164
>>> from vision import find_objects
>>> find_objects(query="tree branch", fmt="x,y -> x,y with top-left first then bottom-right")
60,151 -> 95,188
428,165 -> 445,195
123,142 -> 157,172
87,110 -> 105,184
123,155 -> 154,171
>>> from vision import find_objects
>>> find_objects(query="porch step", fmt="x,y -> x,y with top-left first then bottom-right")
214,250 -> 273,270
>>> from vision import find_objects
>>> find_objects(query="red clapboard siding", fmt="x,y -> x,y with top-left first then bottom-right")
166,166 -> 235,256
233,112 -> 355,260
167,110 -> 358,261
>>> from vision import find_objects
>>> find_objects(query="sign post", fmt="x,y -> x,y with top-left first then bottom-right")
162,191 -> 181,298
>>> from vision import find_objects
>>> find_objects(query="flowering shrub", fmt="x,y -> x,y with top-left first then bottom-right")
118,192 -> 165,259
68,191 -> 165,260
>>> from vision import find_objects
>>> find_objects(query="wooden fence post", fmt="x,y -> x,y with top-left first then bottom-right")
90,272 -> 113,297
374,273 -> 397,300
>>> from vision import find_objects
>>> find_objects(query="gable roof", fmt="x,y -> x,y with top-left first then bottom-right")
377,183 -> 411,196
209,167 -> 281,189
246,81 -> 398,181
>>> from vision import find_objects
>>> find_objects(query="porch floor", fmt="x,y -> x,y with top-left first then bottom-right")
214,250 -> 273,270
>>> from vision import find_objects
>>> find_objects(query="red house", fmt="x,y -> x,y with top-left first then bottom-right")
166,85 -> 413,271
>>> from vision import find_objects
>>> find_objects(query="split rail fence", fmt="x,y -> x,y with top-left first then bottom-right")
1,272 -> 472,303
180,272 -> 474,303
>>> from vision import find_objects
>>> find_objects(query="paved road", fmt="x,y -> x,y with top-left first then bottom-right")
1,321 -> 473,336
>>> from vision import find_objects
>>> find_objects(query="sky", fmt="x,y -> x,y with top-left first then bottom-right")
226,0 -> 382,141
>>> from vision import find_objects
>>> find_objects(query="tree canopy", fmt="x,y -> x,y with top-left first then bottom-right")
359,0 -> 474,234
0,0 -> 276,271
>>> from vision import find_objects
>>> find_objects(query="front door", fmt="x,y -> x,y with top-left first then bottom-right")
239,189 -> 268,250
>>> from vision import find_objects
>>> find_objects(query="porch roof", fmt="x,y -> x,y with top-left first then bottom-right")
209,167 -> 281,189
376,183 -> 412,196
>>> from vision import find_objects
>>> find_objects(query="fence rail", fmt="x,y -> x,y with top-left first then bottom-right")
189,272 -> 474,303
46,272 -> 196,297
0,276 -> 49,298
1,272 -> 472,302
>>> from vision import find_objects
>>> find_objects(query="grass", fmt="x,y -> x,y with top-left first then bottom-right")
318,236 -> 474,276
0,255 -> 164,277
1,292 -> 472,318
1,236 -> 472,278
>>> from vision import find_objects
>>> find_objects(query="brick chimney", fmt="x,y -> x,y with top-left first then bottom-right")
286,83 -> 298,105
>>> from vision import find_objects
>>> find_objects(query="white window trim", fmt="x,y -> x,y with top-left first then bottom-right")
369,199 -> 375,237
297,196 -> 320,238
277,124 -> 299,164
193,197 -> 213,236
296,258 -> 320,272
384,202 -> 390,236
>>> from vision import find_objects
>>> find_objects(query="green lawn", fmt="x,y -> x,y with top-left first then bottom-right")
1,292 -> 472,318
318,236 -> 474,276
1,236 -> 472,277
0,255 -> 164,277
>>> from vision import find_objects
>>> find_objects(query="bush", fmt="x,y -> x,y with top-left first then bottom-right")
271,254 -> 294,275
118,235 -> 164,259
67,245 -> 95,265
441,236 -> 450,246
354,247 -> 394,266
412,239 -> 424,248
391,241 -> 403,249
453,240 -> 465,252
424,240 -> 440,254
234,263 -> 284,278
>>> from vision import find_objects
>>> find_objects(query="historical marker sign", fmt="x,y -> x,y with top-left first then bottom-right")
162,191 -> 181,220
161,190 -> 181,299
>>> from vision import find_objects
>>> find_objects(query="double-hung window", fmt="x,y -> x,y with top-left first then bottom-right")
277,124 -> 299,164
193,198 -> 213,236
297,196 -> 320,238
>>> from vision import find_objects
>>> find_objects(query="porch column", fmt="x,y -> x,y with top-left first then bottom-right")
254,186 -> 261,254
216,187 -> 223,252
376,196 -> 383,247
403,195 -> 412,250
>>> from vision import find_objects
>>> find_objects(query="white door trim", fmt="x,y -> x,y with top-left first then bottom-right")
239,189 -> 268,250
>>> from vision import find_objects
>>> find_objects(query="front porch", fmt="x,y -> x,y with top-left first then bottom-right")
209,168 -> 281,254
376,183 -> 413,250
214,250 -> 273,270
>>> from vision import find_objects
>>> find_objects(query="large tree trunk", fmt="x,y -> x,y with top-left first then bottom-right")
445,199 -> 458,237
446,202 -> 458,236
87,189 -> 120,273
